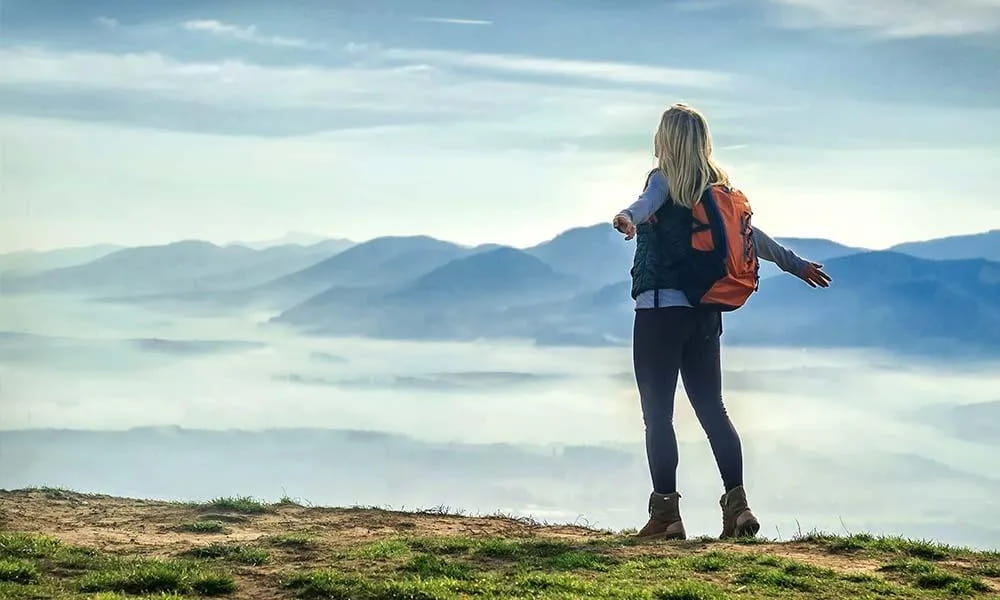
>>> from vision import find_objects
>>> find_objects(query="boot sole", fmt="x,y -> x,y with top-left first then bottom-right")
735,519 -> 760,538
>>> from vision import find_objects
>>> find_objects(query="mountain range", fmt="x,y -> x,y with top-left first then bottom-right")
3,227 -> 997,354
1,239 -> 354,295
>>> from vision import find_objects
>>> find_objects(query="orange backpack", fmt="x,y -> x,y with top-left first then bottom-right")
680,185 -> 759,311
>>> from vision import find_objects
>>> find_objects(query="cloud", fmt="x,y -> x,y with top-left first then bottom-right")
414,17 -> 493,25
770,0 -> 1000,37
0,46 -> 722,118
181,19 -> 323,49
94,16 -> 119,28
379,48 -> 730,88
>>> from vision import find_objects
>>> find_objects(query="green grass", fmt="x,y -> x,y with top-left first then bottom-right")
653,581 -> 730,600
688,552 -> 731,573
354,540 -> 412,559
800,532 -> 957,560
881,559 -> 990,594
0,532 -> 100,570
0,533 -> 65,560
201,496 -> 273,514
266,533 -> 317,550
5,508 -> 999,600
277,494 -> 305,507
77,558 -> 236,595
177,521 -> 229,534
399,554 -> 473,579
0,559 -> 39,584
180,542 -> 271,565
972,562 -> 1000,578
0,533 -> 235,598
23,486 -> 82,501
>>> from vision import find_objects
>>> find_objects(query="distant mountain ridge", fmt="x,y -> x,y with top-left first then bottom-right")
0,244 -> 122,277
890,230 -> 1000,262
258,236 -> 474,300
727,251 -> 1000,353
4,228 -> 998,354
2,239 -> 351,295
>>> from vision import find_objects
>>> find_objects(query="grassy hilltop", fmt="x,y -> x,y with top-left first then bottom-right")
0,488 -> 997,599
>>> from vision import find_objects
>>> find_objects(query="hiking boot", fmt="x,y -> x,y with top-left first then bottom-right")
636,492 -> 686,541
719,486 -> 760,539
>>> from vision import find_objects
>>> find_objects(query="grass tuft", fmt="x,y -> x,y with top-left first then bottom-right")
400,553 -> 473,579
689,551 -> 733,573
0,532 -> 99,571
355,540 -> 410,560
802,532 -> 955,560
177,521 -> 229,534
181,543 -> 271,565
0,559 -> 38,584
284,570 -> 358,599
972,562 -> 1000,577
407,537 -> 474,556
277,494 -> 305,507
266,533 -> 317,550
77,558 -> 236,596
735,566 -> 816,592
654,580 -> 730,600
543,549 -> 615,571
0,533 -> 63,559
881,559 -> 990,594
202,496 -> 272,514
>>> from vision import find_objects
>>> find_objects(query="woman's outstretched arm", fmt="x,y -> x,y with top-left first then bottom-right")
753,227 -> 832,288
619,170 -> 669,225
613,170 -> 668,240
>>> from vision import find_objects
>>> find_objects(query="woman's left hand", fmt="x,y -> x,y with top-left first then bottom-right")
797,262 -> 832,288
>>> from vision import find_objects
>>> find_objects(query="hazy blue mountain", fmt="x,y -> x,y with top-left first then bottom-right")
3,239 -> 349,296
272,247 -> 1000,354
890,230 -> 1000,261
260,236 -> 470,300
393,247 -> 575,302
500,251 -> 1000,352
208,240 -> 354,290
727,252 -> 1000,354
275,248 -> 578,339
773,237 -> 864,260
526,224 -> 633,287
0,244 -> 122,278
760,237 -> 864,279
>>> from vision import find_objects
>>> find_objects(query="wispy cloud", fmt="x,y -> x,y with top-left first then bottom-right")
771,0 -> 1000,37
0,46 -> 671,121
379,48 -> 730,88
94,16 -> 119,29
181,19 -> 323,49
414,17 -> 493,26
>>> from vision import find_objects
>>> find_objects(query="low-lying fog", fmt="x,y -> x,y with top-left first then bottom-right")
1,295 -> 997,548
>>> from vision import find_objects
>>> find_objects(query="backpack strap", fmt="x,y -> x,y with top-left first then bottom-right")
699,187 -> 728,264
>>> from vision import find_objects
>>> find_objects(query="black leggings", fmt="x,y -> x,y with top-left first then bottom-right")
633,307 -> 743,494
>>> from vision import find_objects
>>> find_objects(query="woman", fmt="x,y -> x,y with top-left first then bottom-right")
612,103 -> 830,540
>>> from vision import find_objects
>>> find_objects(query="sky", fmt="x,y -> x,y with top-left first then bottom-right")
1,0 -> 999,252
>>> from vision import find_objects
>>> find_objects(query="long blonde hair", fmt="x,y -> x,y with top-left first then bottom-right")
654,103 -> 730,209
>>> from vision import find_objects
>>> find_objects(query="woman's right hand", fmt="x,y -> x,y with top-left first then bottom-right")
613,213 -> 636,240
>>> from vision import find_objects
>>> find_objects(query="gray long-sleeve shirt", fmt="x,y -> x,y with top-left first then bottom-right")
620,169 -> 807,309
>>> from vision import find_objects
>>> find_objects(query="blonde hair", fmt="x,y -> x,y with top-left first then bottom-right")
654,103 -> 730,209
